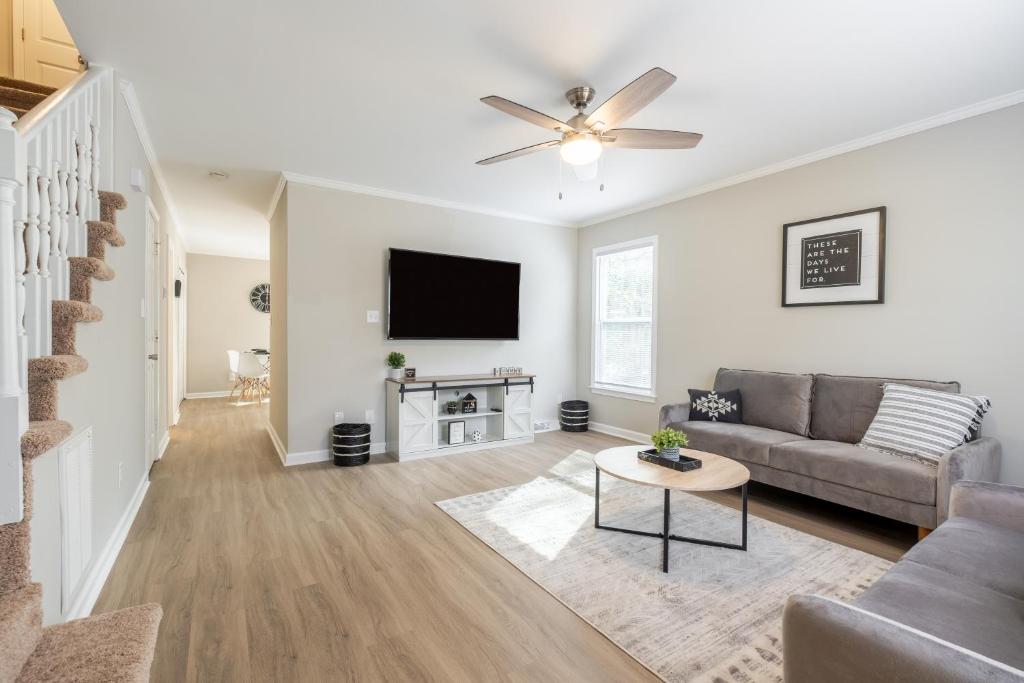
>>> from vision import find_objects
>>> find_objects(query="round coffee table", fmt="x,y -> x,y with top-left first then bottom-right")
594,445 -> 751,572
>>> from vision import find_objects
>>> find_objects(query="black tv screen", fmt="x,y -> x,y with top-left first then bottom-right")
388,248 -> 521,340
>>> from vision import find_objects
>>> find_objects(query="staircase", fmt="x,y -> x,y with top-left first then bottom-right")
0,69 -> 161,681
0,77 -> 56,121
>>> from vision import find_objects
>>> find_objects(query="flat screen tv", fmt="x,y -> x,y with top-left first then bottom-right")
387,248 -> 521,340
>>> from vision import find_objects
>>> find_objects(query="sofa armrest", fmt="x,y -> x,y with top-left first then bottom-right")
936,437 -> 1001,525
783,595 -> 1024,683
658,402 -> 689,430
949,480 -> 1024,533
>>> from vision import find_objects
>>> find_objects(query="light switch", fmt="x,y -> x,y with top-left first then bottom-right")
366,310 -> 381,323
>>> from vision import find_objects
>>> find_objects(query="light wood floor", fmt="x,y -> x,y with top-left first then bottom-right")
95,398 -> 916,682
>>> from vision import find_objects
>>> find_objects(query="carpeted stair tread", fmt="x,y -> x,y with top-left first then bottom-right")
2,105 -> 30,119
69,257 -> 115,304
0,76 -> 56,97
0,86 -> 49,110
0,583 -> 42,683
21,420 -> 74,461
52,300 -> 102,325
86,220 -> 125,260
98,191 -> 127,226
0,520 -> 31,595
28,355 -> 88,383
17,603 -> 162,683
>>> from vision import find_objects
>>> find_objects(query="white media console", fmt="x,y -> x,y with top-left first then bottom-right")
385,373 -> 535,461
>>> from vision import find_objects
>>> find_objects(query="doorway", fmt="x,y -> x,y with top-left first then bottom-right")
144,199 -> 161,466
5,0 -> 83,87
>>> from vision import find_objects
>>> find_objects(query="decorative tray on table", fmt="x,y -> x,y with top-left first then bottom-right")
637,448 -> 703,473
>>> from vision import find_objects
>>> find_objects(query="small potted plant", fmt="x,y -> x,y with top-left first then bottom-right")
386,352 -> 406,380
651,428 -> 688,461
445,400 -> 459,415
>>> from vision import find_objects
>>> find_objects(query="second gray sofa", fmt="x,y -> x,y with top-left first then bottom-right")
659,368 -> 1001,530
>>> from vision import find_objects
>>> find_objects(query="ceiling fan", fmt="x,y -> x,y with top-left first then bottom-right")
476,67 -> 702,168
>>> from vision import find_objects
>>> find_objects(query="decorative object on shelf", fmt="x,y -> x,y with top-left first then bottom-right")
651,428 -> 688,461
688,389 -> 742,423
493,366 -> 524,376
386,351 -> 406,380
249,282 -> 270,313
637,448 -> 702,472
331,423 -> 371,466
404,367 -> 417,379
462,393 -> 478,413
449,421 -> 466,445
445,400 -> 459,415
782,206 -> 886,307
559,400 -> 589,432
471,430 -> 483,443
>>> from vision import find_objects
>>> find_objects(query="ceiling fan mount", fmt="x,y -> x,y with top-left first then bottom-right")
477,67 -> 702,168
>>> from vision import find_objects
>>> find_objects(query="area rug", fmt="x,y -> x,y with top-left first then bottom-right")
436,450 -> 892,682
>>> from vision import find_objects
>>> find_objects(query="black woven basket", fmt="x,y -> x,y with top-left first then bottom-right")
559,400 -> 589,432
331,423 -> 371,466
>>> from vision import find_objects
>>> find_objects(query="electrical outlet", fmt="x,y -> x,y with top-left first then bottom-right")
334,411 -> 344,424
365,409 -> 375,424
366,310 -> 380,323
117,462 -> 123,489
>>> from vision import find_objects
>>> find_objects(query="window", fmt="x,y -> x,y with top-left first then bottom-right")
591,237 -> 657,401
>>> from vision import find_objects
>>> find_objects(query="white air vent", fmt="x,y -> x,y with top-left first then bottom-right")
59,428 -> 93,612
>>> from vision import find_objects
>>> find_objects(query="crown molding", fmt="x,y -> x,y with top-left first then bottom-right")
265,172 -> 287,220
118,78 -> 191,249
579,88 -> 1024,227
280,171 -> 574,228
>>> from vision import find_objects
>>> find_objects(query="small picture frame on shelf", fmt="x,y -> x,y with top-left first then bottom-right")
449,421 -> 465,445
404,367 -> 417,379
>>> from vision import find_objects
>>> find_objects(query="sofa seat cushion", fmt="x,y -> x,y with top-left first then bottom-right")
714,368 -> 814,435
854,560 -> 1024,671
679,421 -> 806,466
770,440 -> 936,505
901,516 -> 1024,599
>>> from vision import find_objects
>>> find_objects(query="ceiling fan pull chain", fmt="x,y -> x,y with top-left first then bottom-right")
599,154 -> 606,192
558,157 -> 564,200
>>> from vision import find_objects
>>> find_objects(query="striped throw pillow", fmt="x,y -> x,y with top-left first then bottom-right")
858,383 -> 991,465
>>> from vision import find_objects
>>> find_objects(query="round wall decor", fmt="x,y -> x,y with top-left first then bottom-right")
249,283 -> 270,313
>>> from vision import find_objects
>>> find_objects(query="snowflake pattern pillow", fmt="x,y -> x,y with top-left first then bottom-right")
688,389 -> 743,423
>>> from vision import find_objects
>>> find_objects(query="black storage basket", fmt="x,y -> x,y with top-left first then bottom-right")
559,400 -> 589,432
331,423 -> 371,466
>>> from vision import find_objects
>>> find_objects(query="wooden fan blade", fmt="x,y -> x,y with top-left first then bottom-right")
584,67 -> 677,131
476,140 -> 560,165
602,128 -> 702,149
481,96 -> 575,133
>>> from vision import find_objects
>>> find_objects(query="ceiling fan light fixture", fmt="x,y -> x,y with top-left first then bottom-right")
560,132 -> 603,166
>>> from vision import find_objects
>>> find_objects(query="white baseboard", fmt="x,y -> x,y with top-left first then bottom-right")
184,390 -> 232,399
65,475 -> 149,621
283,441 -> 386,467
156,430 -> 169,460
266,423 -> 287,465
588,421 -> 651,445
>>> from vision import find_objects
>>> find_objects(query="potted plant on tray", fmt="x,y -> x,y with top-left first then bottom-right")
386,352 -> 406,380
651,428 -> 688,461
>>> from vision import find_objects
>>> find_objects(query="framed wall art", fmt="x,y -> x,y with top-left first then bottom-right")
782,206 -> 886,307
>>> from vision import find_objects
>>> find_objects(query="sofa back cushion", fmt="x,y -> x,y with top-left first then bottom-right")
714,368 -> 814,435
810,374 -> 961,443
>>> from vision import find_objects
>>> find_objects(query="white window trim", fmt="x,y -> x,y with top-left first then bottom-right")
590,235 -> 658,403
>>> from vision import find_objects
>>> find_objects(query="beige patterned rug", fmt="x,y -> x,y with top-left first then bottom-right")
436,450 -> 892,682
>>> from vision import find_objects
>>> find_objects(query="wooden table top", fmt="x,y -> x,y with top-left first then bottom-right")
385,372 -> 534,385
594,445 -> 750,492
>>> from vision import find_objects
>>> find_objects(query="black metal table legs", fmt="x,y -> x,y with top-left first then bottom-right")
594,468 -> 748,573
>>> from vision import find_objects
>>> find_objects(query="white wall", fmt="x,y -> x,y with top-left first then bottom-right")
29,75 -> 183,622
185,253 -> 270,395
279,182 -> 578,455
577,103 -> 1024,484
269,190 -> 288,447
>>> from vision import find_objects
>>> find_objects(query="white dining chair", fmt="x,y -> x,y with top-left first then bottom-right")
226,350 -> 242,400
237,352 -> 271,404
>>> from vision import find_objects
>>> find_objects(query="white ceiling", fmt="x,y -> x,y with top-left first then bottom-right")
57,0 -> 1024,258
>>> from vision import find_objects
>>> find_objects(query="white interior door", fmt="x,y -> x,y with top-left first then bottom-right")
503,385 -> 533,439
400,392 -> 436,453
144,202 -> 161,464
13,0 -> 83,88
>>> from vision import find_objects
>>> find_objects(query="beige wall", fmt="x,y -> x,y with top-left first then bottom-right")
577,104 -> 1024,485
186,253 -> 270,395
269,189 -> 288,447
279,182 -> 578,455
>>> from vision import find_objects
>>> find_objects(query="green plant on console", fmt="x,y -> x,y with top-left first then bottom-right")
651,428 -> 688,453
386,352 -> 406,369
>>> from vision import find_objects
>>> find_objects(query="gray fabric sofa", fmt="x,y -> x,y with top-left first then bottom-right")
783,480 -> 1024,682
659,368 -> 1001,530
